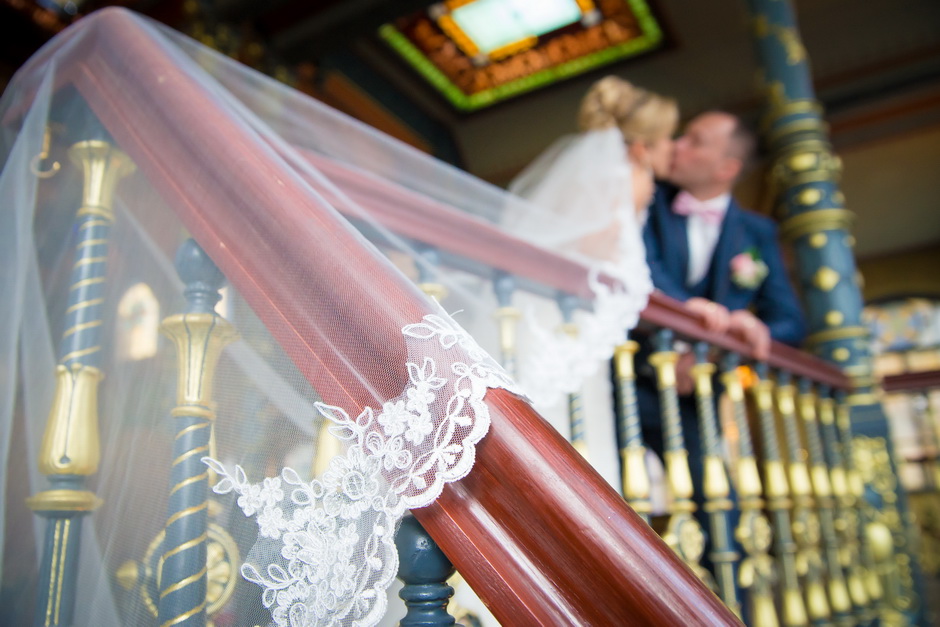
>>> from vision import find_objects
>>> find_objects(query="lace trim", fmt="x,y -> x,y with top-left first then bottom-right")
204,313 -> 521,627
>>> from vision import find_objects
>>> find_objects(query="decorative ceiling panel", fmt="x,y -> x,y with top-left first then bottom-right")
380,0 -> 664,112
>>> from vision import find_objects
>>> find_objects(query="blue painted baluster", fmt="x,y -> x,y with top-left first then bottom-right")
157,239 -> 238,626
798,378 -> 853,626
396,514 -> 456,627
720,353 -> 777,627
692,342 -> 740,616
834,390 -> 884,615
753,363 -> 806,626
27,138 -> 134,627
818,386 -> 872,625
416,246 -> 448,303
492,271 -> 520,379
650,330 -> 710,583
614,336 -> 650,521
557,293 -> 588,458
777,371 -> 830,625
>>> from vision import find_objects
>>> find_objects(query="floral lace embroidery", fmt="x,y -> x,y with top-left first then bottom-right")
204,313 -> 521,627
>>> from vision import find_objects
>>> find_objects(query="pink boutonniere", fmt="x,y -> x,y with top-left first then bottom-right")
730,248 -> 769,289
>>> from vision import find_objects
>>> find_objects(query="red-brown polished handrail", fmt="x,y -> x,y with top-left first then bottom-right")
23,8 -> 740,625
882,369 -> 940,393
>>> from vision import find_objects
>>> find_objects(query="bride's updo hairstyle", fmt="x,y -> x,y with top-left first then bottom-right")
578,76 -> 678,145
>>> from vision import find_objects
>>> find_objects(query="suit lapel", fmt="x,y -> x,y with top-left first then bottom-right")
658,187 -> 690,284
709,199 -> 743,305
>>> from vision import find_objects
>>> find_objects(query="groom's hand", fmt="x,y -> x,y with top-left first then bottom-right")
685,297 -> 731,334
728,309 -> 771,360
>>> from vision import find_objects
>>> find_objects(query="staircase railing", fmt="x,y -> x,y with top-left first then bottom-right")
7,7 -> 904,627
9,8 -> 736,626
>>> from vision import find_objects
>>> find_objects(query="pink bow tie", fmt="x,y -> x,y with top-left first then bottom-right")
672,191 -> 726,225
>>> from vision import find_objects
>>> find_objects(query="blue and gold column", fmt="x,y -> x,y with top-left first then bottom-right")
745,0 -> 873,398
157,239 -> 238,626
744,2 -> 925,622
27,139 -> 134,627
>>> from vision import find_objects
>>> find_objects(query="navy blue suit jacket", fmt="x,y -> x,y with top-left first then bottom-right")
643,184 -> 806,346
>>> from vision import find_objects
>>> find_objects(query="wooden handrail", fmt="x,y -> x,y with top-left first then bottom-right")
30,8 -> 740,625
882,369 -> 940,393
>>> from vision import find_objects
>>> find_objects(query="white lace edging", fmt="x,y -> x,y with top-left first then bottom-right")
204,313 -> 521,627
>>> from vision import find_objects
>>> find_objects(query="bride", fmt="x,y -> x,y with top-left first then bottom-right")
500,75 -> 678,492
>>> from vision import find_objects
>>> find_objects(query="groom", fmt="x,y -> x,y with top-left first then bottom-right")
643,110 -> 805,356
632,111 -> 805,577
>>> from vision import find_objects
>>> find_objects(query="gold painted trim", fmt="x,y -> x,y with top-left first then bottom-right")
649,351 -> 678,389
614,341 -> 639,379
766,117 -> 827,143
825,310 -> 844,327
160,566 -> 208,599
848,393 -> 880,406
170,472 -> 208,496
76,205 -> 115,221
73,255 -> 108,269
62,320 -> 103,338
69,276 -> 106,291
812,267 -> 840,292
78,219 -> 110,231
418,282 -> 448,301
763,98 -> 821,122
44,519 -> 63,625
175,422 -> 210,439
172,445 -> 211,467
38,364 -> 102,475
165,502 -> 208,528
159,599 -> 207,627
785,171 -> 840,187
780,208 -> 854,241
59,346 -> 100,364
27,489 -> 102,512
54,518 -> 70,625
65,297 -> 105,315
161,532 -> 208,564
77,238 -> 108,249
170,405 -> 216,420
805,326 -> 868,346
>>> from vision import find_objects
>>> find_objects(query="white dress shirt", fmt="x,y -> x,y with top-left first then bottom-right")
685,193 -> 731,286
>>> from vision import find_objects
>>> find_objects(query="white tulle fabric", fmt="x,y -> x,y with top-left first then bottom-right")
504,129 -> 653,405
0,9 -> 648,627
